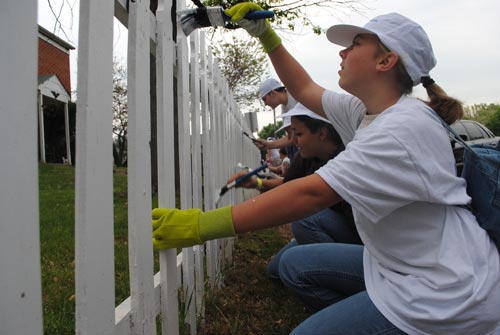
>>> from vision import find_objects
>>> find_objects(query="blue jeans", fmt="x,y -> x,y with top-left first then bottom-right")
280,244 -> 405,335
292,208 -> 361,244
267,208 -> 361,280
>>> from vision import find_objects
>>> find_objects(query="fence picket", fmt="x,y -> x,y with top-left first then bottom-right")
155,0 -> 180,334
175,2 -> 196,332
204,47 -> 219,289
127,0 -> 156,334
3,2 -> 262,334
74,0 -> 116,334
189,32 -> 206,321
0,2 -> 43,334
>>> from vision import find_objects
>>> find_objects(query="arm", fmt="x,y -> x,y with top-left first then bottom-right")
233,174 -> 339,233
267,164 -> 282,174
268,46 -> 326,117
258,177 -> 283,192
269,136 -> 292,149
152,174 -> 340,249
224,3 -> 327,118
226,170 -> 284,191
226,170 -> 258,189
255,136 -> 292,150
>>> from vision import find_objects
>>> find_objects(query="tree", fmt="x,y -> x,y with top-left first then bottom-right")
465,103 -> 500,135
487,111 -> 500,135
258,120 -> 284,139
113,59 -> 128,166
212,35 -> 269,108
203,0 -> 368,35
206,0 -> 367,128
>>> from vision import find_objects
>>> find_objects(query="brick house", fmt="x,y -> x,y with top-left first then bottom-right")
38,25 -> 75,164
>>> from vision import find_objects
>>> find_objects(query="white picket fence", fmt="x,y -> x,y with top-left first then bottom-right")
0,0 -> 260,334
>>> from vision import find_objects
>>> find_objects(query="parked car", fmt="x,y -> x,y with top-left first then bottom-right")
450,120 -> 500,174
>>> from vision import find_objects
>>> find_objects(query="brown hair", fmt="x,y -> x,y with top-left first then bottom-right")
293,115 -> 343,148
394,63 -> 463,124
377,42 -> 464,125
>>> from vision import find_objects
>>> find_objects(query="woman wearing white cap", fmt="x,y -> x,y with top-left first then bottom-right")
152,6 -> 500,335
226,103 -> 362,283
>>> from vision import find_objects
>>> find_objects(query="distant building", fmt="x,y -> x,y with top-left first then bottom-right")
38,25 -> 75,164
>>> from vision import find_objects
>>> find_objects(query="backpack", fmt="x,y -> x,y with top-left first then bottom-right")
431,110 -> 500,251
460,141 -> 500,250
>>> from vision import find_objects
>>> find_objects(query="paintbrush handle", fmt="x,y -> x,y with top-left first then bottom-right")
234,164 -> 267,186
243,10 -> 274,20
218,164 -> 267,197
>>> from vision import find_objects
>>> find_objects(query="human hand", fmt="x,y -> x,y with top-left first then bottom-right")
268,164 -> 281,173
152,206 -> 236,250
227,170 -> 258,189
254,138 -> 268,150
224,2 -> 281,53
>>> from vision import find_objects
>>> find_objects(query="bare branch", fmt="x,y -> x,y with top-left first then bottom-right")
45,0 -> 76,43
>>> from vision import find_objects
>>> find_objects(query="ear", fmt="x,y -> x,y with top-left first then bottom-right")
376,51 -> 399,73
319,126 -> 328,141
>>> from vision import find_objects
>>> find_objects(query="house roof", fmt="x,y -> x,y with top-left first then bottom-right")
38,25 -> 75,51
38,74 -> 71,102
38,75 -> 55,85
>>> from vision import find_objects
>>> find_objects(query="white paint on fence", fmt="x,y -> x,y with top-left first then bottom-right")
175,2 -> 196,333
189,32 -> 206,321
127,0 -> 157,334
2,1 -> 261,334
1,1 -> 43,334
203,43 -> 218,290
74,0 -> 116,334
155,0 -> 180,333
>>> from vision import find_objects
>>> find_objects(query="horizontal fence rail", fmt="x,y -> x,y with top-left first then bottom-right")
1,0 -> 261,334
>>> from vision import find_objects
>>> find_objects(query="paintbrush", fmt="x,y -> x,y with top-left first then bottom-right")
243,131 -> 260,144
178,6 -> 274,36
215,163 -> 268,207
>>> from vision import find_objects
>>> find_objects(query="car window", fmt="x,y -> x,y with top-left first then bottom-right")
451,121 -> 468,140
463,121 -> 484,140
476,122 -> 495,137
473,123 -> 493,139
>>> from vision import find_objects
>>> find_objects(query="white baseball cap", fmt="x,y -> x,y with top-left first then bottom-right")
276,116 -> 291,133
326,12 -> 436,86
258,78 -> 284,99
276,103 -> 332,124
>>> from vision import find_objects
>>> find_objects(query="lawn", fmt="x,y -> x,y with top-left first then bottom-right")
39,163 -> 307,334
39,163 -> 133,334
198,226 -> 309,335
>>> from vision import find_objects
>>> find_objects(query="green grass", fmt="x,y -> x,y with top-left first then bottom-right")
39,163 -> 76,334
198,228 -> 309,335
39,163 -> 134,334
39,163 -> 306,334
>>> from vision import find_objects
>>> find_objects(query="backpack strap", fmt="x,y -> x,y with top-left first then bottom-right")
425,108 -> 478,210
425,108 -> 480,159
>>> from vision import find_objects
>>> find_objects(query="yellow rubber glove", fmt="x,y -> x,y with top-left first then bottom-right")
224,2 -> 282,53
152,206 -> 236,249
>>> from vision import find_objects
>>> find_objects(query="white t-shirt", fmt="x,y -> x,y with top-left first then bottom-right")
281,156 -> 290,175
322,90 -> 366,144
282,92 -> 298,114
317,92 -> 500,334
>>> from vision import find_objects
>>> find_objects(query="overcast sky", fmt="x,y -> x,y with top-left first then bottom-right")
38,0 -> 500,129
256,0 -> 500,128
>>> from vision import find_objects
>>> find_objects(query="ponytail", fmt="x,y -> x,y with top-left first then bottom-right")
421,78 -> 463,125
394,59 -> 463,125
